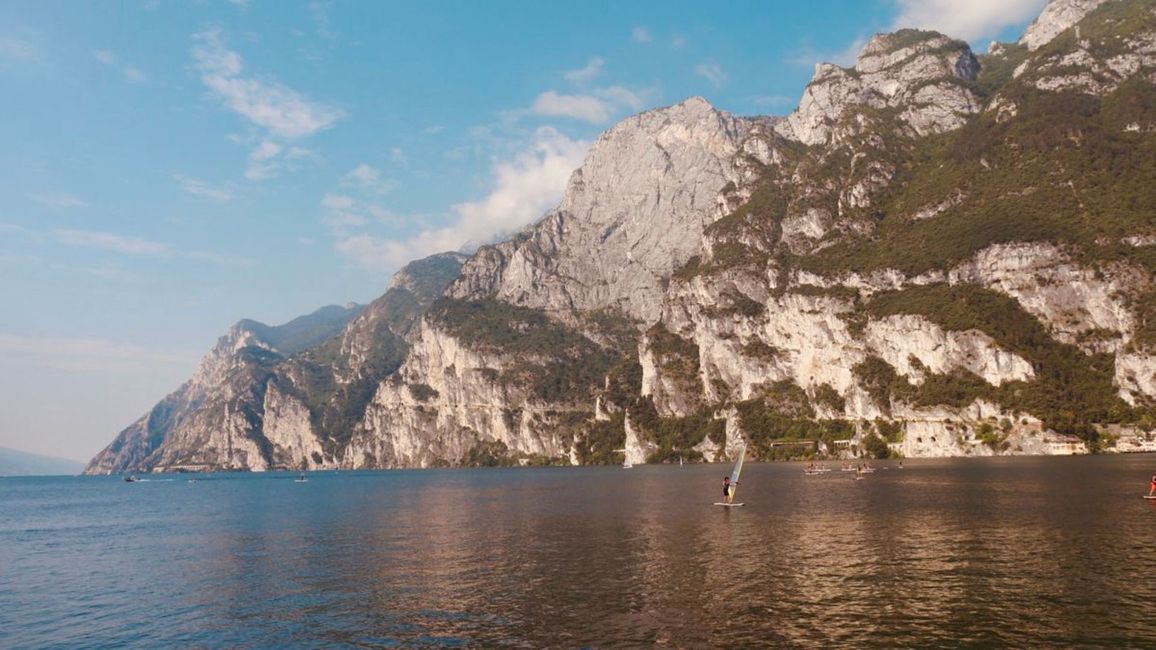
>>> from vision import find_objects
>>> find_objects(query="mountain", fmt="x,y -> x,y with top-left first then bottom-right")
0,447 -> 84,476
84,300 -> 367,474
88,0 -> 1156,472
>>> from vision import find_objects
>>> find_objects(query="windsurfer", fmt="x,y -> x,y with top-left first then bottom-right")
723,475 -> 737,503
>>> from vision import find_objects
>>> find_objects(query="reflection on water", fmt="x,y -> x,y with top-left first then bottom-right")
3,455 -> 1156,647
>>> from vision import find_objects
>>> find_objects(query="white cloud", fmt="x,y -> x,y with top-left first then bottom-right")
250,141 -> 280,161
93,49 -> 116,65
332,128 -> 589,272
390,147 -> 407,166
0,38 -> 36,62
423,125 -> 445,135
529,86 -> 646,124
173,174 -> 234,201
309,1 -> 338,40
191,28 -> 342,139
92,49 -> 146,83
451,127 -> 587,244
0,333 -> 200,372
182,250 -> 257,266
54,229 -> 170,256
286,146 -> 321,162
890,0 -> 1046,42
52,228 -> 256,266
244,141 -> 282,180
671,35 -> 687,49
321,193 -> 355,210
530,90 -> 614,123
695,62 -> 727,87
564,57 -> 605,84
631,27 -> 651,43
443,146 -> 469,161
340,164 -> 396,195
27,193 -> 87,208
787,37 -> 868,69
596,85 -> 645,111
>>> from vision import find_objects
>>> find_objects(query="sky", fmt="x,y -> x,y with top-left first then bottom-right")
0,0 -> 1049,463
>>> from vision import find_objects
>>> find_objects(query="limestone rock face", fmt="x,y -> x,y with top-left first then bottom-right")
1020,0 -> 1113,50
655,272 -> 1034,421
947,243 -> 1144,354
350,318 -> 583,468
450,97 -> 748,324
776,31 -> 981,146
1019,0 -> 1156,96
1115,351 -> 1156,405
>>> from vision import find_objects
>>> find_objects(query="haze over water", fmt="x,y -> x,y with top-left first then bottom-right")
3,455 -> 1156,647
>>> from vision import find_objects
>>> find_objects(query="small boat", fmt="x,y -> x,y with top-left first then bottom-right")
295,473 -> 308,483
123,475 -> 138,483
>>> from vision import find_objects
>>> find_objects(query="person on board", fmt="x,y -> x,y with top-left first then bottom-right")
1149,474 -> 1156,497
723,475 -> 737,503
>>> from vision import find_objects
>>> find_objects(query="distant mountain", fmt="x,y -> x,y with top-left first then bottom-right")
0,447 -> 84,476
234,303 -> 366,358
84,254 -> 464,474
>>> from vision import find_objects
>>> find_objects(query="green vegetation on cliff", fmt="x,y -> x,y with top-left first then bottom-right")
863,283 -> 1133,443
430,298 -> 621,403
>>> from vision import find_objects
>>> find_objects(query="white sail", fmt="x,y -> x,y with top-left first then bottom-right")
728,446 -> 746,499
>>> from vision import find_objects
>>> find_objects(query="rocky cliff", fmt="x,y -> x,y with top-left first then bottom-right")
88,0 -> 1156,473
450,97 -> 757,324
84,254 -> 463,474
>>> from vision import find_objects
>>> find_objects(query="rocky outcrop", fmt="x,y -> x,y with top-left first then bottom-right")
1115,351 -> 1156,405
450,97 -> 750,324
776,30 -> 981,146
947,243 -> 1144,354
1020,1 -> 1156,95
1021,0 -> 1114,51
351,320 -> 575,468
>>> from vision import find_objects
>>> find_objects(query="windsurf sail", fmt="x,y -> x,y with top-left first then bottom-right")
728,445 -> 746,499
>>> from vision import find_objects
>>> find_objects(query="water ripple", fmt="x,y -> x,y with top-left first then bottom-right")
2,458 -> 1156,647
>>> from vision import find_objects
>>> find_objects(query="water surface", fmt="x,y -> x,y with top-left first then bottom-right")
3,455 -> 1156,647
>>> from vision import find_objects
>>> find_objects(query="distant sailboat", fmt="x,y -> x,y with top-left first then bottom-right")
715,445 -> 746,507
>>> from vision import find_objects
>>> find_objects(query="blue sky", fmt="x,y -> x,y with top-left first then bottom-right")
0,0 -> 1048,462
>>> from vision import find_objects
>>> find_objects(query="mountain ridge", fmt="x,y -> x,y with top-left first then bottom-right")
1,446 -> 85,476
87,0 -> 1156,473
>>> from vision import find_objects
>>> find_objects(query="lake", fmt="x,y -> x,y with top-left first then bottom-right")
3,455 -> 1156,648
